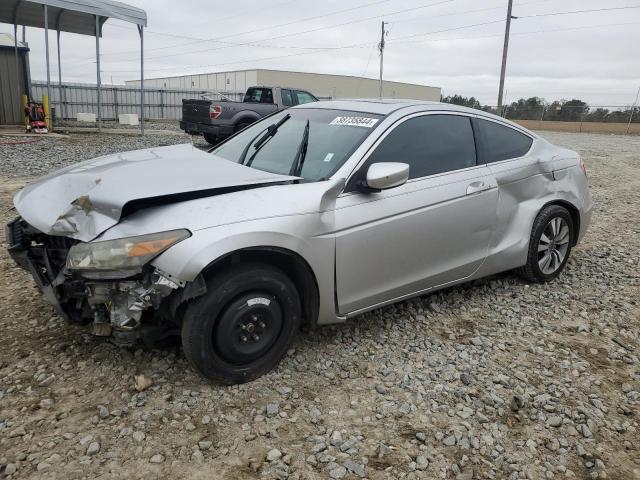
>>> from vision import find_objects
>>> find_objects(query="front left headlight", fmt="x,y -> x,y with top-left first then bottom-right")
67,229 -> 190,271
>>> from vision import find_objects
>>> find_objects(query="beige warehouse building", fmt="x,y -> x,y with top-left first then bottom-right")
126,68 -> 440,101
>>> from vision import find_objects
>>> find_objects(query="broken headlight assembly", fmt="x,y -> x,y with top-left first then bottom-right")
66,229 -> 190,275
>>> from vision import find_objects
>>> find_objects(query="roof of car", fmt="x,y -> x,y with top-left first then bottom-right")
294,98 -> 429,115
296,99 -> 533,134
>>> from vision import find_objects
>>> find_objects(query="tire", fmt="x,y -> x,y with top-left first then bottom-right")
234,121 -> 252,133
518,205 -> 574,282
181,263 -> 301,384
203,133 -> 219,145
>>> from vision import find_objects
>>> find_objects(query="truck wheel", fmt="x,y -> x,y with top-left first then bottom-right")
181,263 -> 301,384
235,121 -> 252,132
203,133 -> 219,145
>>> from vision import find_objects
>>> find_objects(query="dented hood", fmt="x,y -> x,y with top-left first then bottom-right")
14,143 -> 298,241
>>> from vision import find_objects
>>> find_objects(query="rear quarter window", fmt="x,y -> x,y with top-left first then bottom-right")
244,88 -> 274,104
474,118 -> 533,163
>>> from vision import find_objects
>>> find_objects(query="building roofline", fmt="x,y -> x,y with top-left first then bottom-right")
128,68 -> 439,90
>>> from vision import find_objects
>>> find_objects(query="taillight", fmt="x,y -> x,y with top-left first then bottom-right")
209,105 -> 222,119
578,157 -> 587,176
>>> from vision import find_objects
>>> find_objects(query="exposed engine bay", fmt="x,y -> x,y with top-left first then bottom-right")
6,217 -> 205,346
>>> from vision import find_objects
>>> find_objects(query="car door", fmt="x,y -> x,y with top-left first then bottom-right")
334,113 -> 499,315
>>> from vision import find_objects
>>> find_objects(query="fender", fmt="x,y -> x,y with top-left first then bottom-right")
151,216 -> 341,325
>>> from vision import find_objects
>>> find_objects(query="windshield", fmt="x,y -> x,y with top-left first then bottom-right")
211,109 -> 384,181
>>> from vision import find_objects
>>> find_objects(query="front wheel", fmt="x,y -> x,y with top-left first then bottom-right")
518,205 -> 574,282
181,263 -> 301,384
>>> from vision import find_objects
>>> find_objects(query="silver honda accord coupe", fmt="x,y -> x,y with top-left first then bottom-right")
6,99 -> 593,383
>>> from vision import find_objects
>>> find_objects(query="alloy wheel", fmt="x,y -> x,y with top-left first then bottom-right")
537,217 -> 570,275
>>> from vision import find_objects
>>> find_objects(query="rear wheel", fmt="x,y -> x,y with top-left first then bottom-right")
181,263 -> 301,384
519,205 -> 574,282
203,133 -> 219,145
235,121 -> 252,133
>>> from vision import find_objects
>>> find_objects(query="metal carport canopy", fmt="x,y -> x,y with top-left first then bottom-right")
0,0 -> 148,133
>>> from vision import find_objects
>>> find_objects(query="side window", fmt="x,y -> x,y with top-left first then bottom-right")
244,88 -> 274,104
263,89 -> 274,104
366,115 -> 477,180
475,118 -> 533,163
281,89 -> 294,107
295,91 -> 317,105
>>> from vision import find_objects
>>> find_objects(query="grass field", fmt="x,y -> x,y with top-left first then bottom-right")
516,119 -> 640,135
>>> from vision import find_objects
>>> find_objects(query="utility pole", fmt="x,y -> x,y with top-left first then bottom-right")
378,21 -> 387,100
627,85 -> 640,134
497,0 -> 514,116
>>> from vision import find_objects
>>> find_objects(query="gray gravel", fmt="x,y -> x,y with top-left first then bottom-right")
0,126 -> 207,178
0,130 -> 639,479
55,119 -> 183,132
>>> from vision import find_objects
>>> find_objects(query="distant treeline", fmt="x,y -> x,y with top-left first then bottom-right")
441,94 -> 640,123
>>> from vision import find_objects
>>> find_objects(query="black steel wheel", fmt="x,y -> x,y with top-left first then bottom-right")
214,292 -> 283,364
181,263 -> 301,384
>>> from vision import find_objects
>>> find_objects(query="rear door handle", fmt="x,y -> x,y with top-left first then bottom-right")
466,181 -> 489,195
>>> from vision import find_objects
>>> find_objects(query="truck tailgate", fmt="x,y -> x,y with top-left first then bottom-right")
182,99 -> 212,124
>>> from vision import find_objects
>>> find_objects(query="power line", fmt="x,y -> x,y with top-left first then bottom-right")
105,23 -> 347,52
104,18 -> 640,75
517,5 -> 640,18
391,0 -> 552,25
493,3 -> 640,115
102,17 -> 521,74
91,0 -> 619,65
104,0 -> 454,63
389,18 -> 505,43
96,0 -> 548,59
201,0 -> 301,24
100,0 -> 418,58
392,20 -> 640,45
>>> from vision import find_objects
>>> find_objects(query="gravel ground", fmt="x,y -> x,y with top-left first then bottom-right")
0,131 -> 639,479
55,119 -> 183,132
0,128 -> 208,177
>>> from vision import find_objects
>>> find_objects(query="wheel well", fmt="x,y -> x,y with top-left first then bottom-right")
201,247 -> 320,327
234,117 -> 256,131
543,200 -> 580,246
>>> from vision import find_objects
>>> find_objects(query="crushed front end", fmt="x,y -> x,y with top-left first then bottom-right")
6,217 -> 198,346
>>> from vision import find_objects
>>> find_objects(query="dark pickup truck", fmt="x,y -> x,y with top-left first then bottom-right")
180,86 -> 318,144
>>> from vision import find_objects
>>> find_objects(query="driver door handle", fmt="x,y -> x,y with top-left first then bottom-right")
466,181 -> 490,195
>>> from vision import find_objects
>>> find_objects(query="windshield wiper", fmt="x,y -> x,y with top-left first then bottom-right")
239,113 -> 291,167
289,120 -> 310,177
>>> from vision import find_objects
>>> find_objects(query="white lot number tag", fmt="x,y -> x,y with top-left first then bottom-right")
247,297 -> 271,307
330,116 -> 379,128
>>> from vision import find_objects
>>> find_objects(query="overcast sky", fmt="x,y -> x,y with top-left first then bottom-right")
2,0 -> 639,106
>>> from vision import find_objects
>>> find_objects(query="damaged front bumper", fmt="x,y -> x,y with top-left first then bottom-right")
85,269 -> 183,335
6,217 -> 200,345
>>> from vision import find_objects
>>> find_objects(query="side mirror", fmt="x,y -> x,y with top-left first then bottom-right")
364,162 -> 410,190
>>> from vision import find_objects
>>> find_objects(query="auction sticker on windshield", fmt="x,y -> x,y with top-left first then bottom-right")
330,116 -> 379,128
